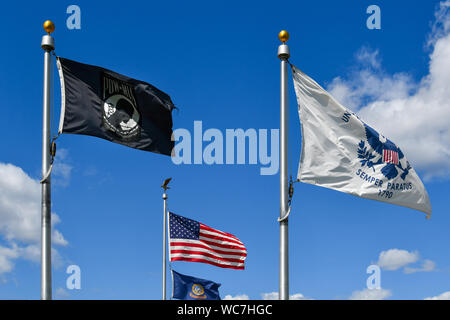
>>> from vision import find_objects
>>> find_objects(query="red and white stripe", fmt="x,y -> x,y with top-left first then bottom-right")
169,223 -> 247,270
383,149 -> 399,165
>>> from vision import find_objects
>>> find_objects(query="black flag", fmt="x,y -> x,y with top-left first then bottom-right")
56,57 -> 175,156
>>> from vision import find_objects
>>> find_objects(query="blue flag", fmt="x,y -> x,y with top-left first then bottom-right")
172,270 -> 221,300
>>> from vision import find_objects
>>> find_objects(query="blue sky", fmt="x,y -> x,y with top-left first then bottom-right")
0,0 -> 449,300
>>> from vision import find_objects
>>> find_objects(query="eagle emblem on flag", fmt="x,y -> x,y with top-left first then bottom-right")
357,123 -> 411,181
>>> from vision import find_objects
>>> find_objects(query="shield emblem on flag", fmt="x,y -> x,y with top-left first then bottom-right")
383,149 -> 399,165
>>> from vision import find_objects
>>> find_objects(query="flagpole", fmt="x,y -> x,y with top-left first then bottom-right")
40,20 -> 55,300
162,191 -> 168,300
163,192 -> 168,300
161,178 -> 171,300
278,30 -> 290,300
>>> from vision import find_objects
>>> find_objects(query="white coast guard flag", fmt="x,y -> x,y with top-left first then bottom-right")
291,65 -> 431,217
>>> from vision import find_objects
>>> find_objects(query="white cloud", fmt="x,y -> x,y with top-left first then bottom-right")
261,292 -> 278,300
261,291 -> 310,300
355,47 -> 381,69
375,249 -> 436,274
223,294 -> 250,300
404,259 -> 436,274
289,293 -> 309,300
18,244 -> 40,263
53,230 -> 69,247
428,1 -> 450,47
54,287 -> 70,300
52,148 -> 73,187
349,288 -> 392,300
0,162 -> 68,275
424,291 -> 450,300
327,1 -> 450,180
377,249 -> 419,271
0,163 -> 41,243
0,245 -> 19,274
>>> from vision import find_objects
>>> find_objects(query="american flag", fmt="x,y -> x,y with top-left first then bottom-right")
169,212 -> 247,270
383,149 -> 399,165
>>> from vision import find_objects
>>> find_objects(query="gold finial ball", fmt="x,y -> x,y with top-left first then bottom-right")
278,30 -> 289,43
43,20 -> 55,34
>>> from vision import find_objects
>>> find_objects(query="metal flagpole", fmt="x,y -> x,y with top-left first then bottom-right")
40,20 -> 55,300
162,192 -> 168,300
161,178 -> 172,300
278,30 -> 290,300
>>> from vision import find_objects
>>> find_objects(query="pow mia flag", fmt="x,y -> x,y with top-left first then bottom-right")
56,57 -> 175,156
